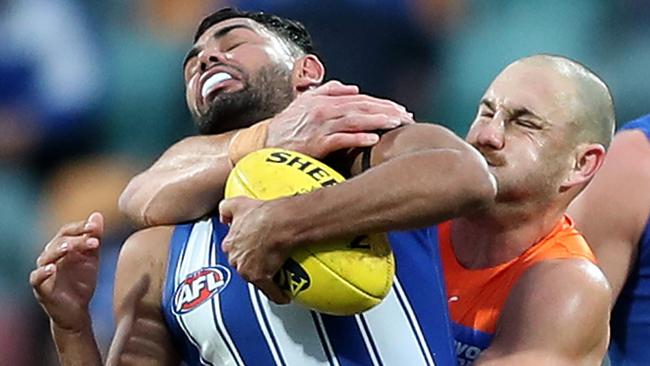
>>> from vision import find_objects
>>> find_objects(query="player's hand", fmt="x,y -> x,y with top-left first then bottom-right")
266,80 -> 414,158
30,212 -> 104,332
219,197 -> 291,304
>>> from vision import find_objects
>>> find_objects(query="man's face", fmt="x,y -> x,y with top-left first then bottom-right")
183,18 -> 297,134
465,61 -> 579,203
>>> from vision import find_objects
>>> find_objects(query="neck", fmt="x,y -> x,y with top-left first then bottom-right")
451,199 -> 566,269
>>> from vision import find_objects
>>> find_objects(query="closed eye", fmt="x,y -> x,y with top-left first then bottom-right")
225,42 -> 246,52
516,118 -> 542,129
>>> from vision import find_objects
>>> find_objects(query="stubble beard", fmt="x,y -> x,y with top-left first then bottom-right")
194,64 -> 295,135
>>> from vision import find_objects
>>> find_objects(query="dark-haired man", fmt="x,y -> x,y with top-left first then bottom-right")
31,8 -> 494,365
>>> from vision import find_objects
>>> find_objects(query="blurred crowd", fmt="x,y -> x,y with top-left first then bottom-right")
1,0 -> 648,364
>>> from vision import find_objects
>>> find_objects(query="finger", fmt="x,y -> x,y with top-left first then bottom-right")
328,113 -> 403,133
321,133 -> 380,153
312,80 -> 359,96
221,235 -> 234,253
334,101 -> 409,122
37,236 -> 100,267
255,279 -> 291,305
30,264 -> 56,289
85,212 -> 104,238
218,199 -> 235,225
331,94 -> 409,114
56,220 -> 93,237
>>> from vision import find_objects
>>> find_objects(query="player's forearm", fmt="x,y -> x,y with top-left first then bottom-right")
51,321 -> 103,366
119,133 -> 236,227
275,148 -> 496,246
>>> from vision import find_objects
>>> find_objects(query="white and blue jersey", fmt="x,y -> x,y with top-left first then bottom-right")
161,217 -> 456,366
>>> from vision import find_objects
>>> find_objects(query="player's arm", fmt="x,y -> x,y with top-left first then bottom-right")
476,259 -> 611,366
569,129 -> 650,299
219,122 -> 496,302
252,122 -> 496,242
119,81 -> 410,228
105,226 -> 180,365
119,131 -> 237,228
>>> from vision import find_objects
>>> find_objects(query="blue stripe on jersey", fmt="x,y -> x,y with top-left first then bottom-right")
392,283 -> 431,364
358,314 -> 384,366
388,227 -> 457,366
309,312 -> 336,366
252,289 -> 288,366
212,220 -> 279,366
319,314 -> 374,366
162,223 -> 203,366
208,226 -> 242,366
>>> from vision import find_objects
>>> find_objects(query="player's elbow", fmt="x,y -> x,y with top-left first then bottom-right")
118,175 -> 153,228
456,149 -> 497,209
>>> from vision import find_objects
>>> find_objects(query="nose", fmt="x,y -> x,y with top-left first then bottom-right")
475,113 -> 505,150
198,48 -> 227,72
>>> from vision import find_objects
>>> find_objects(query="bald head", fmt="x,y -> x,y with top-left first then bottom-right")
516,55 -> 615,148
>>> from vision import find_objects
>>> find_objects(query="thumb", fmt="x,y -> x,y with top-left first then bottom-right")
219,199 -> 235,225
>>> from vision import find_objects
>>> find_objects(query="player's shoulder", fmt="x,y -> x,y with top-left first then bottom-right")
489,258 -> 611,364
114,226 -> 175,309
513,258 -> 611,317
117,226 -> 175,281
120,226 -> 174,261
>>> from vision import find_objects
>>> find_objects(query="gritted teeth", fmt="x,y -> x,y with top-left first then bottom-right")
201,72 -> 233,98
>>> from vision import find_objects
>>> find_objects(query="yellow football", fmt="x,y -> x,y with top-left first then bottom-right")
225,148 -> 395,315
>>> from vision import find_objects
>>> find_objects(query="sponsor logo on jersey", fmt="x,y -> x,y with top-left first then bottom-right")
455,340 -> 483,365
265,150 -> 340,187
173,266 -> 231,314
274,258 -> 311,296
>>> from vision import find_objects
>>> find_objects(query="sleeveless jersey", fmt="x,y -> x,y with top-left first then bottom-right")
438,215 -> 596,365
609,115 -> 650,365
161,217 -> 456,366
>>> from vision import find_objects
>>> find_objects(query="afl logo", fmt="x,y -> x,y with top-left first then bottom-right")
173,266 -> 230,315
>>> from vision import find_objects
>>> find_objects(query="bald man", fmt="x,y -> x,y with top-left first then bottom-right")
435,55 -> 614,365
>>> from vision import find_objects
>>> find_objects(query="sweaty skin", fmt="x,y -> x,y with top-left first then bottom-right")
447,55 -> 613,365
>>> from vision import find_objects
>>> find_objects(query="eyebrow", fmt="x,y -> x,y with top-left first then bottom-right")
183,24 -> 256,68
480,98 -> 544,121
479,98 -> 496,111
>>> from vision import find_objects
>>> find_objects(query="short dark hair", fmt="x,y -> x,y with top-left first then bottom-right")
194,8 -> 315,56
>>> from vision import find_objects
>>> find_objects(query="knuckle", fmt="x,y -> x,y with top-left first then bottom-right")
310,106 -> 325,120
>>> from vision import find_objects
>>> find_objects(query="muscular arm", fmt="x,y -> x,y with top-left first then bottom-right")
119,132 -> 237,227
119,82 -> 409,228
569,130 -> 650,299
264,123 -> 497,246
106,227 -> 180,365
476,259 -> 611,366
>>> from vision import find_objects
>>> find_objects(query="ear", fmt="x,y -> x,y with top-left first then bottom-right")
291,54 -> 325,93
561,143 -> 606,189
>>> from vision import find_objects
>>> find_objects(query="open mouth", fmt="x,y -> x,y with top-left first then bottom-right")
202,72 -> 233,98
199,69 -> 243,105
